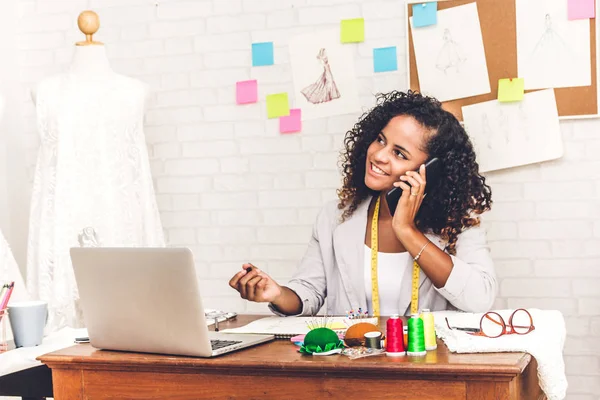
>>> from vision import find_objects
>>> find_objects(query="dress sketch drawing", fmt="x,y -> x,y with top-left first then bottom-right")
481,111 -> 509,150
436,29 -> 467,74
301,48 -> 341,104
531,14 -> 570,63
481,105 -> 530,151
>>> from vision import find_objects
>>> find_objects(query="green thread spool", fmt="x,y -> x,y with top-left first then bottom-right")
407,314 -> 426,356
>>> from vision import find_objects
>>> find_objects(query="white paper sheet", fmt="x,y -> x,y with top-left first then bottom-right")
462,89 -> 563,172
220,316 -> 378,337
0,327 -> 88,377
410,3 -> 491,102
516,0 -> 591,90
289,30 -> 361,120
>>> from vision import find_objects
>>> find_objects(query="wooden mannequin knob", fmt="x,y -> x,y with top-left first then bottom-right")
76,10 -> 103,46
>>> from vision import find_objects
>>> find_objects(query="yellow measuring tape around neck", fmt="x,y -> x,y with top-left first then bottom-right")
370,196 -> 421,317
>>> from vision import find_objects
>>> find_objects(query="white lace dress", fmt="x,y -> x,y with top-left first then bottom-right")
27,73 -> 165,332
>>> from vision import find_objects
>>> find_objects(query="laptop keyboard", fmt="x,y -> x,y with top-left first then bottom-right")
211,339 -> 242,350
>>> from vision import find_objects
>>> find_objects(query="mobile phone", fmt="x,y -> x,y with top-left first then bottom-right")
385,157 -> 443,216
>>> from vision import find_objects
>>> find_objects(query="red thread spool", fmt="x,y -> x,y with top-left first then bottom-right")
385,315 -> 406,357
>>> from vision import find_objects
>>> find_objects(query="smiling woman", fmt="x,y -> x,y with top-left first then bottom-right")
230,90 -> 497,317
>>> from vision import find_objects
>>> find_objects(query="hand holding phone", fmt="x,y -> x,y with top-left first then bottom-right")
385,157 -> 442,216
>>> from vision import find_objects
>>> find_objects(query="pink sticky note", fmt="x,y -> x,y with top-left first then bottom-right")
236,80 -> 258,104
279,108 -> 301,134
568,0 -> 595,20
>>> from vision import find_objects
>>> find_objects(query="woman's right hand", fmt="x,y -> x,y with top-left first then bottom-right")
228,264 -> 282,303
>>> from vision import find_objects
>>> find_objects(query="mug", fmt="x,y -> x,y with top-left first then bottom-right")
8,301 -> 48,348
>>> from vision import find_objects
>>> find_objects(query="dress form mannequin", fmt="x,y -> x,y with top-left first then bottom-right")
0,94 -> 29,305
27,11 -> 164,332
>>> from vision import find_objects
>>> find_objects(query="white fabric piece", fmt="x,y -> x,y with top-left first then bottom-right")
0,327 -> 87,377
433,309 -> 567,400
27,73 -> 164,333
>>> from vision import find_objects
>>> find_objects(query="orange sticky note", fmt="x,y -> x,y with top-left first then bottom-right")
498,78 -> 525,102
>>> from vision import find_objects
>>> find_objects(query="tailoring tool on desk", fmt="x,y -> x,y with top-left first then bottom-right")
299,320 -> 345,355
205,309 -> 237,332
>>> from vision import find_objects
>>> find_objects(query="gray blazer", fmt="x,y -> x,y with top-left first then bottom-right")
270,198 -> 497,317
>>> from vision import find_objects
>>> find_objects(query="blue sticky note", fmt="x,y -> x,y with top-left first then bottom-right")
252,42 -> 274,67
412,2 -> 437,28
373,47 -> 398,73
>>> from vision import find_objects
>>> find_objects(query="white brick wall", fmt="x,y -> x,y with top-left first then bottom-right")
4,0 -> 599,397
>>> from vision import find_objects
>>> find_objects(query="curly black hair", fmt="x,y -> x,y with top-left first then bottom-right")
337,90 -> 492,255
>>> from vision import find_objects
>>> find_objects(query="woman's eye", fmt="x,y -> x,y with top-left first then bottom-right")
377,136 -> 385,144
394,150 -> 406,159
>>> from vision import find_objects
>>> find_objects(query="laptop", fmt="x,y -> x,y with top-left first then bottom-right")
70,247 -> 274,357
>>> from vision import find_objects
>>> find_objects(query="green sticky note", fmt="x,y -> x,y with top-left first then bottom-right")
341,18 -> 365,43
266,93 -> 290,119
498,78 -> 525,102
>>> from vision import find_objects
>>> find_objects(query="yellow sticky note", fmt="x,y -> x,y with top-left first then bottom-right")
266,93 -> 290,119
498,78 -> 525,102
341,18 -> 365,43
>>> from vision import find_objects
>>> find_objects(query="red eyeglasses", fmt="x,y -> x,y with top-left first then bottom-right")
445,308 -> 535,338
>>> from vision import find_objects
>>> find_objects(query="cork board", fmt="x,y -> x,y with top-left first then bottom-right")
407,0 -> 598,120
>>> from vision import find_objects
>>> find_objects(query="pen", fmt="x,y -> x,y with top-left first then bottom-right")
453,327 -> 480,333
0,282 -> 15,320
0,283 -> 8,305
0,282 -> 15,311
245,262 -> 254,273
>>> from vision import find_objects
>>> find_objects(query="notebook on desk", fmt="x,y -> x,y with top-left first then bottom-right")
70,247 -> 274,357
221,316 -> 379,339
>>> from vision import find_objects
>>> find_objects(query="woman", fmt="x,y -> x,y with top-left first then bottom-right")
229,90 -> 496,316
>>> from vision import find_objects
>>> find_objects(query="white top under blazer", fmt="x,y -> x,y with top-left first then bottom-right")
364,245 -> 410,316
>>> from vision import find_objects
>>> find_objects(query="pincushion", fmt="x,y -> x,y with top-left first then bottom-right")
300,327 -> 345,355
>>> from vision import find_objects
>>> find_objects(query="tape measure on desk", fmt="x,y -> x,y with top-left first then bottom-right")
370,196 -> 420,317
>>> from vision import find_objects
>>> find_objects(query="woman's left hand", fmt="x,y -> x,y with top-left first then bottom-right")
391,164 -> 427,240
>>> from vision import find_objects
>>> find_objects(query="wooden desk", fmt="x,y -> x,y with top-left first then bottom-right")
39,315 -> 544,400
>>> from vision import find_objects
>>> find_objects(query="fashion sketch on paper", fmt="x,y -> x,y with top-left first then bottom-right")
301,48 -> 341,104
481,112 -> 509,151
436,28 -> 467,74
531,14 -> 571,64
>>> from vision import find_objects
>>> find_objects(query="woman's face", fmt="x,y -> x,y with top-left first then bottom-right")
364,115 -> 430,192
